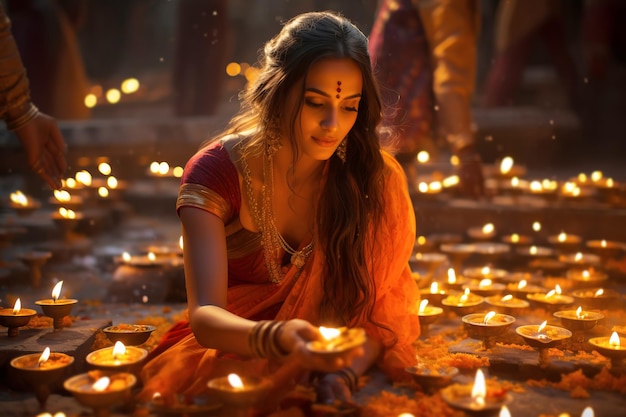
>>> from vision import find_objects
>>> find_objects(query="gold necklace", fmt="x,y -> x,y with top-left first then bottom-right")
241,145 -> 314,284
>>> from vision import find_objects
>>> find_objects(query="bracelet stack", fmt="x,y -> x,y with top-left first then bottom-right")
335,368 -> 358,393
248,320 -> 289,359
6,103 -> 39,131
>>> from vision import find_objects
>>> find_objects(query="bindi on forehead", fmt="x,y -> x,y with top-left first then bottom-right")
336,81 -> 342,99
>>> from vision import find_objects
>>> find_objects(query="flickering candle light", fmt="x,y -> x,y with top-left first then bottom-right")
86,341 -> 148,373
442,288 -> 484,316
485,294 -> 529,315
420,282 -> 447,305
467,223 -> 496,241
462,311 -> 516,349
417,299 -> 443,334
506,279 -> 546,299
566,268 -> 608,288
413,235 -> 435,253
9,190 -> 41,215
586,239 -> 626,260
35,281 -> 78,330
516,321 -> 572,367
547,232 -> 582,251
463,266 -> 509,282
559,252 -> 601,268
462,279 -> 506,297
571,287 -> 619,310
0,298 -> 37,337
527,285 -> 574,310
553,306 -> 604,333
501,233 -> 532,246
515,245 -> 554,258
441,368 -> 511,413
444,268 -> 470,291
115,251 -> 177,267
207,372 -> 274,410
10,348 -> 74,408
588,332 -> 626,369
64,371 -> 136,417
307,326 -> 366,356
49,189 -> 83,210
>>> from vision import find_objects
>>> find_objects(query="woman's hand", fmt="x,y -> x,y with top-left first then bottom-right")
313,372 -> 353,405
276,319 -> 364,372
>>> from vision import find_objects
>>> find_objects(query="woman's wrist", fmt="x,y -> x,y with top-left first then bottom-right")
248,320 -> 290,360
6,102 -> 39,131
333,367 -> 358,393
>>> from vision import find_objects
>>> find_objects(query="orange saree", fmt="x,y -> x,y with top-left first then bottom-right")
138,142 -> 420,402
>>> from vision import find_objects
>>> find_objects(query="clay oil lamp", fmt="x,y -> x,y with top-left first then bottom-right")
10,347 -> 74,409
462,279 -> 506,298
35,281 -> 78,330
586,239 -> 626,261
52,207 -> 84,241
64,371 -> 136,417
485,294 -> 529,315
501,232 -> 532,247
416,180 -> 444,198
547,231 -> 583,253
444,268 -> 471,292
103,323 -> 157,346
471,242 -> 511,264
9,190 -> 41,216
527,179 -> 558,200
559,252 -> 601,269
516,320 -> 572,367
17,250 -> 52,289
462,311 -> 516,349
114,250 -> 178,268
505,279 -> 546,300
571,287 -> 619,310
499,176 -> 529,196
410,252 -> 448,281
515,245 -> 555,260
559,180 -> 595,202
463,266 -> 509,283
441,368 -> 511,415
442,288 -> 484,316
566,268 -> 608,289
417,299 -> 443,336
207,373 -> 273,416
526,285 -> 574,313
405,363 -> 459,394
467,222 -> 497,242
588,331 -> 626,372
440,243 -> 475,271
553,306 -> 604,343
306,326 -> 367,360
0,298 -> 36,337
49,189 -> 84,211
86,340 -> 148,376
420,282 -> 447,306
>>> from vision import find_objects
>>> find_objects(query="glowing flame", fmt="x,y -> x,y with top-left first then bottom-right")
428,181 -> 442,192
319,326 -> 341,340
499,157 -> 513,174
419,299 -> 429,314
418,182 -> 428,193
38,347 -> 50,366
545,289 -> 556,299
609,331 -> 620,348
538,321 -> 548,333
107,176 -> 118,189
499,405 -> 511,417
482,223 -> 495,235
510,177 -> 519,187
532,221 -> 541,232
471,369 -> 486,406
148,252 -> 156,262
58,207 -> 76,219
510,233 -> 520,243
442,175 -> 459,188
447,268 -> 457,284
416,151 -> 430,163
594,289 -> 604,297
478,279 -> 492,289
530,180 -> 542,192
417,236 -> 426,246
173,166 -> 184,178
555,284 -> 562,294
179,235 -> 184,250
53,190 -> 71,202
112,341 -> 126,358
481,266 -> 491,276
227,373 -> 244,389
581,406 -> 594,417
430,282 -> 439,294
158,162 -> 170,175
517,280 -> 527,290
92,377 -> 110,392
483,311 -> 496,325
582,270 -> 590,280
12,298 -> 21,314
459,288 -> 470,304
575,252 -> 583,262
558,232 -> 567,242
75,170 -> 92,186
591,170 -> 603,182
51,281 -> 63,301
10,190 -> 28,206
98,187 -> 109,198
501,295 -> 513,302
601,240 -> 607,248
122,252 -> 131,262
98,162 -> 112,176
576,306 -> 586,319
529,246 -> 538,255
121,78 -> 140,94
149,162 -> 160,174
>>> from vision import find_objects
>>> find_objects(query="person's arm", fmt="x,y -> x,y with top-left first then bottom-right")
0,4 -> 66,189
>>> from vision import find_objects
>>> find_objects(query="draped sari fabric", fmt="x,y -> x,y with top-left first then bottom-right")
138,141 -> 420,402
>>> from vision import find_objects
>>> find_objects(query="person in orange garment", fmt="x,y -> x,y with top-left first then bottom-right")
138,11 -> 420,410
0,3 -> 66,190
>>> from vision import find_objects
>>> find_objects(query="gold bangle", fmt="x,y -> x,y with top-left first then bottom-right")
6,103 -> 39,131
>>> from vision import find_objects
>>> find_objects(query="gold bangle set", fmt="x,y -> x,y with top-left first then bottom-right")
248,320 -> 289,359
6,103 -> 39,131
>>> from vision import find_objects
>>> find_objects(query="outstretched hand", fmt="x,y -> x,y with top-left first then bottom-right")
14,111 -> 67,190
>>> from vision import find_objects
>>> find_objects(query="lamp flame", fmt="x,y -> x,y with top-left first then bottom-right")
227,373 -> 244,389
51,281 -> 63,301
122,252 -> 131,262
38,347 -> 50,366
500,156 -> 513,174
609,331 -> 620,348
10,190 -> 28,206
510,233 -> 520,243
459,288 -> 470,304
53,190 -> 71,202
538,321 -> 547,333
471,369 -> 486,407
581,406 -> 594,417
483,311 -> 496,325
319,326 -> 341,340
482,223 -> 495,235
419,299 -> 428,314
576,306 -> 586,319
594,289 -> 604,297
517,280 -> 527,290
430,282 -> 439,294
12,298 -> 21,315
107,176 -> 118,189
499,405 -> 511,417
148,252 -> 156,262
478,279 -> 492,289
501,295 -> 513,302
481,266 -> 491,276
92,377 -> 110,392
112,341 -> 126,358
558,232 -> 567,242
447,268 -> 457,284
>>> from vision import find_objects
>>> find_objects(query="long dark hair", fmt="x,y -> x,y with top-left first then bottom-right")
221,11 -> 392,338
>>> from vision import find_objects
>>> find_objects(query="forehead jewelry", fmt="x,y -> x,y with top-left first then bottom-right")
336,81 -> 342,99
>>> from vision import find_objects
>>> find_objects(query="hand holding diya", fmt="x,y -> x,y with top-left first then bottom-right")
441,368 -> 511,414
0,298 -> 36,337
35,281 -> 78,330
588,331 -> 626,372
516,321 -> 572,367
64,370 -> 136,417
462,311 -> 516,349
306,326 -> 367,360
86,340 -> 148,375
10,347 -> 74,409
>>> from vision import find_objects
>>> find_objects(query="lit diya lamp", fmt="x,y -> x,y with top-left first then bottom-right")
86,341 -> 148,375
441,368 -> 511,414
64,371 -> 137,417
444,268 -> 471,292
405,362 -> 459,394
416,180 -> 444,198
553,306 -> 604,343
547,231 -> 583,252
515,245 -> 554,259
114,251 -> 177,268
49,189 -> 84,211
10,347 -> 74,409
494,156 -> 526,179
462,279 -> 506,297
417,299 -> 443,336
471,242 -> 511,264
526,285 -> 574,312
440,243 -> 475,271
586,239 -> 626,261
559,252 -> 601,269
442,288 -> 484,316
463,266 -> 509,283
35,281 -> 78,330
484,294 -> 529,315
0,298 -> 36,336
410,252 -> 448,280
516,321 -> 572,367
462,311 -> 516,349
420,282 -> 447,306
414,235 -> 436,253
102,323 -> 157,346
51,207 -> 84,241
571,287 -> 619,310
207,373 -> 273,415
467,222 -> 497,242
306,326 -> 367,359
499,176 -> 530,196
588,331 -> 626,371
505,279 -> 546,300
17,250 -> 52,289
9,190 -> 41,216
501,232 -> 532,246
566,268 -> 608,289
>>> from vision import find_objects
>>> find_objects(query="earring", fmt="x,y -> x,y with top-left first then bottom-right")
335,139 -> 347,163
